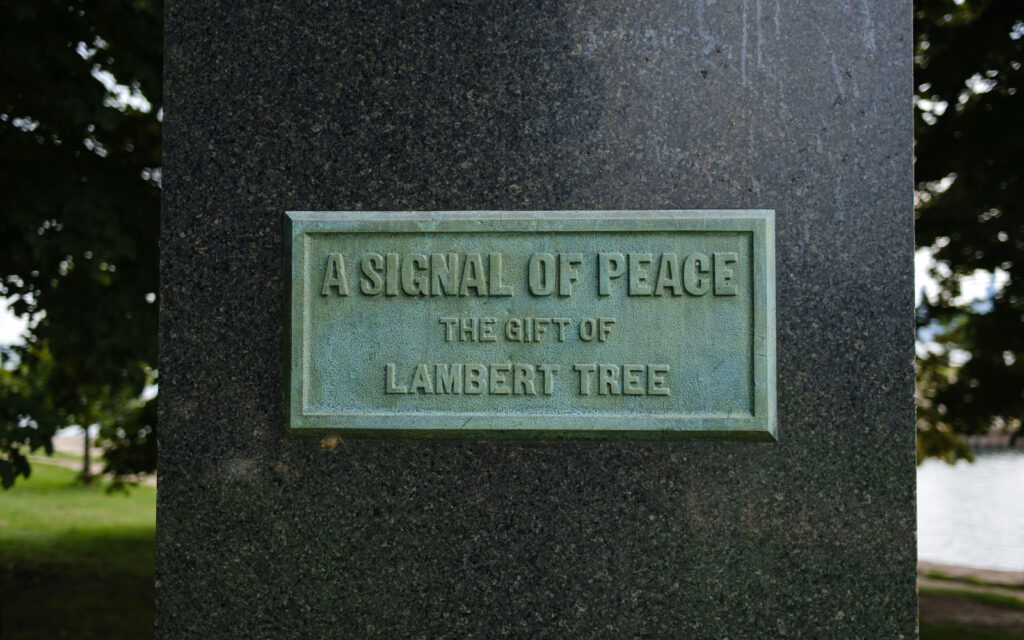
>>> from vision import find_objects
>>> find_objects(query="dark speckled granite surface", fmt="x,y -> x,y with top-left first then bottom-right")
160,1 -> 915,637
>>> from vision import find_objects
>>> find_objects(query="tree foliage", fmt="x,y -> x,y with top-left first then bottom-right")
915,0 -> 1023,462
0,0 -> 161,487
0,0 -> 1018,481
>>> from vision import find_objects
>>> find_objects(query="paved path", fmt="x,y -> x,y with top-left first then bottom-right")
28,446 -> 157,487
51,434 -> 103,459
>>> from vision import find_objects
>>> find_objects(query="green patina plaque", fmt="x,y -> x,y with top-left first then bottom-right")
285,210 -> 775,440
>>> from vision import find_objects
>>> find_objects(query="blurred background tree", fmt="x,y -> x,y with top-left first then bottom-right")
914,0 -> 1023,462
0,0 -> 161,488
0,0 -> 1020,487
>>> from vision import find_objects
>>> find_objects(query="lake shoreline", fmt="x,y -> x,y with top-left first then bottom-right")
920,560 -> 1024,587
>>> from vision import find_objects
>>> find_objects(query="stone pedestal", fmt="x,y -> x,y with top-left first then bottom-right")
161,2 -> 915,636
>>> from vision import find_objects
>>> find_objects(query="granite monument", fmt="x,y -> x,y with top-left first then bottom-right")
161,1 -> 915,636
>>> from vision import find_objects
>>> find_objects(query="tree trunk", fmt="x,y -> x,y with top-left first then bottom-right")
80,427 -> 92,484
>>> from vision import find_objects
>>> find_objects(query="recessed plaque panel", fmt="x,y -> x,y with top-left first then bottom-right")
285,210 -> 775,440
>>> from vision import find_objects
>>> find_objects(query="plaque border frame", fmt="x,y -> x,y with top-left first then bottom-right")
284,210 -> 776,441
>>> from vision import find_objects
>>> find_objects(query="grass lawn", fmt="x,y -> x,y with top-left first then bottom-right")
921,586 -> 1024,612
0,463 -> 155,640
2,462 -> 1024,639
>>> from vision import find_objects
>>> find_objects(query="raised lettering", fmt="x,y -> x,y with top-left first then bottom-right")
439,317 -> 457,341
654,252 -> 683,296
321,253 -> 350,296
410,363 -> 433,393
465,364 -> 487,394
435,363 -> 463,394
430,253 -> 460,296
628,253 -> 653,296
553,318 -> 571,342
459,253 -> 487,296
401,254 -> 429,296
599,364 -> 621,395
579,317 -> 596,341
537,364 -> 559,395
459,317 -> 478,342
559,253 -> 583,296
622,364 -> 644,395
359,253 -> 384,295
385,253 -> 399,296
480,317 -> 497,341
648,364 -> 670,395
505,318 -> 523,341
488,253 -> 513,296
528,253 -> 556,296
534,318 -> 550,342
683,253 -> 711,296
574,363 -> 597,396
513,364 -> 536,395
598,252 -> 625,296
385,363 -> 408,394
490,363 -> 511,395
714,252 -> 738,295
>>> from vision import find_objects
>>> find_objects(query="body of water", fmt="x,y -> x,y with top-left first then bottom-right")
918,450 -> 1024,571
